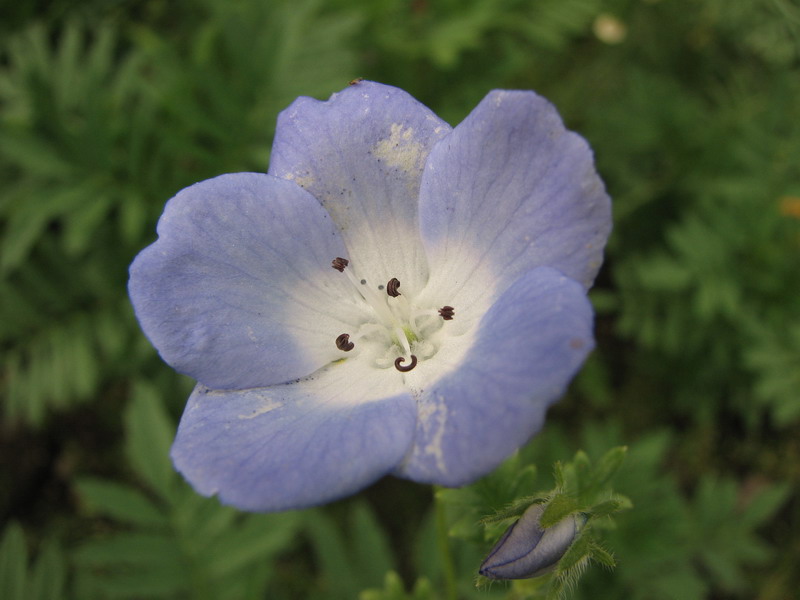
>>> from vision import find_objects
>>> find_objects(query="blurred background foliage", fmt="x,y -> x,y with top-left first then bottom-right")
1,0 -> 798,598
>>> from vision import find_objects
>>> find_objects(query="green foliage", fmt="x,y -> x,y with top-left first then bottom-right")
347,0 -> 601,71
686,476 -> 790,592
302,502 -> 402,600
582,0 -> 800,428
744,322 -> 800,424
0,523 -> 66,600
0,18 -> 151,424
359,571 -> 435,600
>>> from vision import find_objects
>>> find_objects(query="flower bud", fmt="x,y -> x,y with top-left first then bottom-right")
479,503 -> 578,580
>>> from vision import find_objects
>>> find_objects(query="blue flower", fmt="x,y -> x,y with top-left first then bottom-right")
480,503 -> 579,580
128,81 -> 611,511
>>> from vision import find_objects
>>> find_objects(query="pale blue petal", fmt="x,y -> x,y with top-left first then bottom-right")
129,173 -> 365,390
418,90 -> 611,314
171,361 -> 415,511
269,81 -> 451,296
394,267 -> 594,485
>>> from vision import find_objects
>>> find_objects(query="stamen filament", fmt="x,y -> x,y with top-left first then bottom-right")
339,262 -> 397,326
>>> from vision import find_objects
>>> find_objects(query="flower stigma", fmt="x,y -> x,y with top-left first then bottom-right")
330,257 -> 455,373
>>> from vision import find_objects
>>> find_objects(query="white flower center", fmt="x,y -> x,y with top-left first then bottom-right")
331,257 -> 454,372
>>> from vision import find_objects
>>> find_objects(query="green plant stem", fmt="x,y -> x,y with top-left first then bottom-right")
434,486 -> 458,600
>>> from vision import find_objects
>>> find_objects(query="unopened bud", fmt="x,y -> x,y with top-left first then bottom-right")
479,503 -> 578,580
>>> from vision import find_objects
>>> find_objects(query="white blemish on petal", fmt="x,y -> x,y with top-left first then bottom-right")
239,399 -> 283,419
372,123 -> 426,173
493,92 -> 508,106
417,396 -> 448,473
284,172 -> 315,189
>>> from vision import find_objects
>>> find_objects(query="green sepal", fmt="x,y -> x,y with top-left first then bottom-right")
539,494 -> 581,528
587,494 -> 634,519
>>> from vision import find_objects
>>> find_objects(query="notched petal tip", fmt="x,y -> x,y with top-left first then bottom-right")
479,503 -> 578,580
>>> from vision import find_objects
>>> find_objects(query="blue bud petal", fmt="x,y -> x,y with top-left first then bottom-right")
480,503 -> 578,580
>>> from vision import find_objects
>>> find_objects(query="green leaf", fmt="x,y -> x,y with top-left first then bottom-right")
351,502 -> 395,588
174,490 -> 238,549
359,571 -> 405,600
0,523 -> 27,600
303,509 -> 358,599
27,540 -> 66,600
739,482 -> 791,528
77,564 -> 190,598
0,524 -> 66,600
62,190 -> 115,256
358,571 -> 435,600
201,513 -> 302,579
75,477 -> 168,528
0,131 -> 72,179
124,380 -> 177,498
73,533 -> 184,568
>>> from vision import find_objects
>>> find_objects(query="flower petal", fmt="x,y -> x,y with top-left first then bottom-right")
171,360 -> 415,511
268,81 -> 451,295
129,173 -> 366,390
480,503 -> 578,580
394,267 -> 594,485
418,90 -> 611,315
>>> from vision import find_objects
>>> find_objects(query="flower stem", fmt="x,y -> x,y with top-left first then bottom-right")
434,486 -> 458,600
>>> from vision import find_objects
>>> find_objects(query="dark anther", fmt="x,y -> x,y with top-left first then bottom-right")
335,333 -> 355,351
331,257 -> 349,272
438,306 -> 455,320
387,277 -> 401,297
349,77 -> 364,86
394,355 -> 418,372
